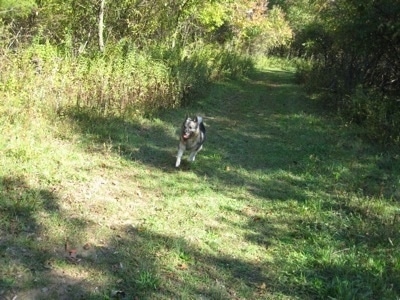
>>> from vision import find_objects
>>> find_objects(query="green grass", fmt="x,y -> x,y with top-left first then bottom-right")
1,60 -> 400,299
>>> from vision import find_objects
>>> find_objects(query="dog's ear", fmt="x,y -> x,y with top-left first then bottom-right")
183,114 -> 190,124
194,116 -> 202,124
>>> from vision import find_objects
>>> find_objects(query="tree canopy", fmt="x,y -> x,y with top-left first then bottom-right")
0,0 -> 292,54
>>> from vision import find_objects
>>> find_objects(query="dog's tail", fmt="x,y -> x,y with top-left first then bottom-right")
195,116 -> 203,124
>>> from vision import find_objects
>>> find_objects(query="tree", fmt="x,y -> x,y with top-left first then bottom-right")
98,0 -> 105,52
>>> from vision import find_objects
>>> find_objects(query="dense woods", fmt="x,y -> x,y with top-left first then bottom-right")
1,0 -> 399,143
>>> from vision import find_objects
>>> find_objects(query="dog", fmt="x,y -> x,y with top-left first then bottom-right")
175,116 -> 206,167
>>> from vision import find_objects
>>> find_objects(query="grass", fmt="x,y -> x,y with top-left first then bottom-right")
1,59 -> 400,299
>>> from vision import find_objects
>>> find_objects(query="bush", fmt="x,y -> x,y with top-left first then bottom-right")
152,43 -> 254,105
296,59 -> 400,145
213,49 -> 254,79
341,89 -> 400,145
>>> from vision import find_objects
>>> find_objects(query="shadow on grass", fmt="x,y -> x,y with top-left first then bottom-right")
0,175 -> 153,299
64,109 -> 179,171
0,174 -> 278,299
2,188 -> 399,299
220,202 -> 400,299
63,70 -> 322,199
51,225 -> 274,299
64,68 -> 399,201
59,68 -> 400,298
0,176 -> 93,299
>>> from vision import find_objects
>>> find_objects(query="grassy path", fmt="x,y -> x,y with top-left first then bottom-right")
1,63 -> 399,299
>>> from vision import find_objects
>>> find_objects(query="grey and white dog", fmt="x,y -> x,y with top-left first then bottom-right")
175,116 -> 206,167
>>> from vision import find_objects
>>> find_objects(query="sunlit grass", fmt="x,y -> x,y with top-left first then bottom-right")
1,59 -> 399,299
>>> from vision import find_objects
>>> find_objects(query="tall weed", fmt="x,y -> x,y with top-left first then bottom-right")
1,38 -> 254,120
154,44 -> 254,102
0,42 -> 178,119
213,49 -> 254,79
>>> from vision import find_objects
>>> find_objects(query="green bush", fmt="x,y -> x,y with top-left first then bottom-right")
342,89 -> 400,145
152,43 -> 254,105
213,49 -> 254,79
296,60 -> 400,145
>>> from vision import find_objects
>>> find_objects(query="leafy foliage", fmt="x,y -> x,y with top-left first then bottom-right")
283,0 -> 400,144
1,0 -> 278,117
0,0 -> 36,16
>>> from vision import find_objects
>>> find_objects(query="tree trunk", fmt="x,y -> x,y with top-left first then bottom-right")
98,0 -> 105,52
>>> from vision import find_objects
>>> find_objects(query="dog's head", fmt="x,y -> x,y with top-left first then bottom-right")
181,116 -> 201,140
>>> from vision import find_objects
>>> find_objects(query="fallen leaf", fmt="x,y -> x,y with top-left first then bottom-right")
177,263 -> 188,270
66,248 -> 81,264
68,249 -> 77,258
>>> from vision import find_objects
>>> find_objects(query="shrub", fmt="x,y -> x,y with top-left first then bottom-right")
341,89 -> 400,145
152,43 -> 254,105
296,59 -> 400,145
213,49 -> 254,79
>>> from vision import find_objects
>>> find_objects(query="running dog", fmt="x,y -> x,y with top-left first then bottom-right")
175,116 -> 206,167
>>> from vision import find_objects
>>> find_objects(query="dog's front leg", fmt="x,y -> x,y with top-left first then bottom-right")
189,145 -> 202,162
175,144 -> 185,167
